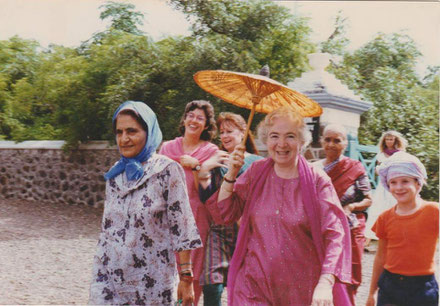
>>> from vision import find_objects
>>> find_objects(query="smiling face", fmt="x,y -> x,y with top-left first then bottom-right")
388,176 -> 420,205
385,136 -> 396,150
220,121 -> 243,153
266,116 -> 302,169
115,114 -> 147,158
322,130 -> 346,161
183,108 -> 207,139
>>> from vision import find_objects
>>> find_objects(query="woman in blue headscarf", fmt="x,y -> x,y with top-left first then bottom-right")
89,101 -> 202,305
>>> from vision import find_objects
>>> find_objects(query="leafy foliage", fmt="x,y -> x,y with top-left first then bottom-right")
0,0 -> 314,146
99,1 -> 144,35
325,31 -> 438,200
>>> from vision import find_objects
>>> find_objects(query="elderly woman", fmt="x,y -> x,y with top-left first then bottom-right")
197,112 -> 263,305
89,101 -> 202,305
159,100 -> 218,303
205,107 -> 352,305
314,124 -> 372,304
365,130 -> 407,245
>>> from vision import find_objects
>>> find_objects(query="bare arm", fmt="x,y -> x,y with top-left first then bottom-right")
217,145 -> 245,202
366,239 -> 387,306
347,193 -> 372,213
198,150 -> 229,189
177,250 -> 194,306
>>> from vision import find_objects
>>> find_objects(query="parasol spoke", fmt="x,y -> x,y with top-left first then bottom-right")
193,69 -> 322,123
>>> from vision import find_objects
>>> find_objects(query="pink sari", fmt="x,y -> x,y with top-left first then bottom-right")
159,137 -> 218,280
207,156 -> 352,305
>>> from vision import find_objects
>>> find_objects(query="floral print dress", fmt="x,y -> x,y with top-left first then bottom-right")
89,154 -> 202,305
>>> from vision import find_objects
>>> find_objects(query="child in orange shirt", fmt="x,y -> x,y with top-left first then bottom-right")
366,153 -> 438,306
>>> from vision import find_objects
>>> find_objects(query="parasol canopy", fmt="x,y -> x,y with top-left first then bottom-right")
193,69 -> 322,117
193,69 -> 322,146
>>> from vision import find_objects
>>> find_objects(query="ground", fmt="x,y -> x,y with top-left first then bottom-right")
0,198 -> 431,305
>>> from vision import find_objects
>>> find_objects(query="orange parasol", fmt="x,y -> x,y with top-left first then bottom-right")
193,68 -> 322,145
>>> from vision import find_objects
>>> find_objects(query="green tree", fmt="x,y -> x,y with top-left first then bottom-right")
326,32 -> 438,200
0,0 -> 315,147
99,1 -> 144,35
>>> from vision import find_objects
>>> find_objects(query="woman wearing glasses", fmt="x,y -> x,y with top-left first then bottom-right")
159,100 -> 218,304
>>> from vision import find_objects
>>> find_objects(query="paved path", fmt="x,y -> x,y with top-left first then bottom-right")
0,198 -> 431,305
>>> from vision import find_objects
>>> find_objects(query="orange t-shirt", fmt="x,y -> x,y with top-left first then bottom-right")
372,201 -> 439,276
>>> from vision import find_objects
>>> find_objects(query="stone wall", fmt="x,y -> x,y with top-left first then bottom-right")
0,140 -> 322,208
0,141 -> 119,207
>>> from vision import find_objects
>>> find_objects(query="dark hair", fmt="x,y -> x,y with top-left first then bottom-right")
217,112 -> 259,155
113,109 -> 148,133
178,100 -> 217,141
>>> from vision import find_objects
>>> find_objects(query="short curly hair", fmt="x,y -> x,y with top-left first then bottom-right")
178,100 -> 217,141
257,106 -> 311,150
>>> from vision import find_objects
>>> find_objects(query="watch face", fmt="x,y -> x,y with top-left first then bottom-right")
194,165 -> 200,171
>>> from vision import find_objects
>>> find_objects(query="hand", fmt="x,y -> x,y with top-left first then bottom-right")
201,150 -> 229,172
366,294 -> 376,306
343,204 -> 354,215
180,155 -> 199,169
177,280 -> 194,306
311,274 -> 334,306
228,145 -> 245,171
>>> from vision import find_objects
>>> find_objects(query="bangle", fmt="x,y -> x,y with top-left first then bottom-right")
223,177 -> 236,184
180,268 -> 192,274
179,262 -> 192,266
179,274 -> 194,283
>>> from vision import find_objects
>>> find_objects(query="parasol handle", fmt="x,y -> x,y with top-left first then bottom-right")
241,99 -> 259,148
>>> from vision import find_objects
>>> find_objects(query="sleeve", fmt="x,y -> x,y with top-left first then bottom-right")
376,152 -> 386,163
89,253 -> 114,304
356,173 -> 371,194
315,175 -> 348,276
205,163 -> 253,225
199,169 -> 221,203
434,204 -> 439,235
165,161 -> 202,252
372,213 -> 387,239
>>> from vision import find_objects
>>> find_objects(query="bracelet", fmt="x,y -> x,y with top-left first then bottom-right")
223,176 -> 236,184
179,262 -> 192,266
180,268 -> 192,274
179,274 -> 194,283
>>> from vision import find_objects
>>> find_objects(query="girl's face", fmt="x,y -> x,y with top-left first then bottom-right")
183,108 -> 207,139
388,176 -> 420,205
266,117 -> 302,168
322,130 -> 346,161
220,121 -> 243,153
385,136 -> 396,149
116,114 -> 147,158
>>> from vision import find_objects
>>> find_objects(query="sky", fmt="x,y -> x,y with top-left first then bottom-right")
1,0 -> 439,76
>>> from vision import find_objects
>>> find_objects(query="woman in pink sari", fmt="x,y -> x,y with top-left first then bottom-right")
159,100 -> 218,304
206,107 -> 352,305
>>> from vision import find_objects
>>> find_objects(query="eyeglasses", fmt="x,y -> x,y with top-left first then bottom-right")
186,112 -> 206,123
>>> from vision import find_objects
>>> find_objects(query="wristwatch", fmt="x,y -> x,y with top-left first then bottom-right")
192,165 -> 201,171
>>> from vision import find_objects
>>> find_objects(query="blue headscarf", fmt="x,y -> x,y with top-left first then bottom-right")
104,101 -> 163,181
